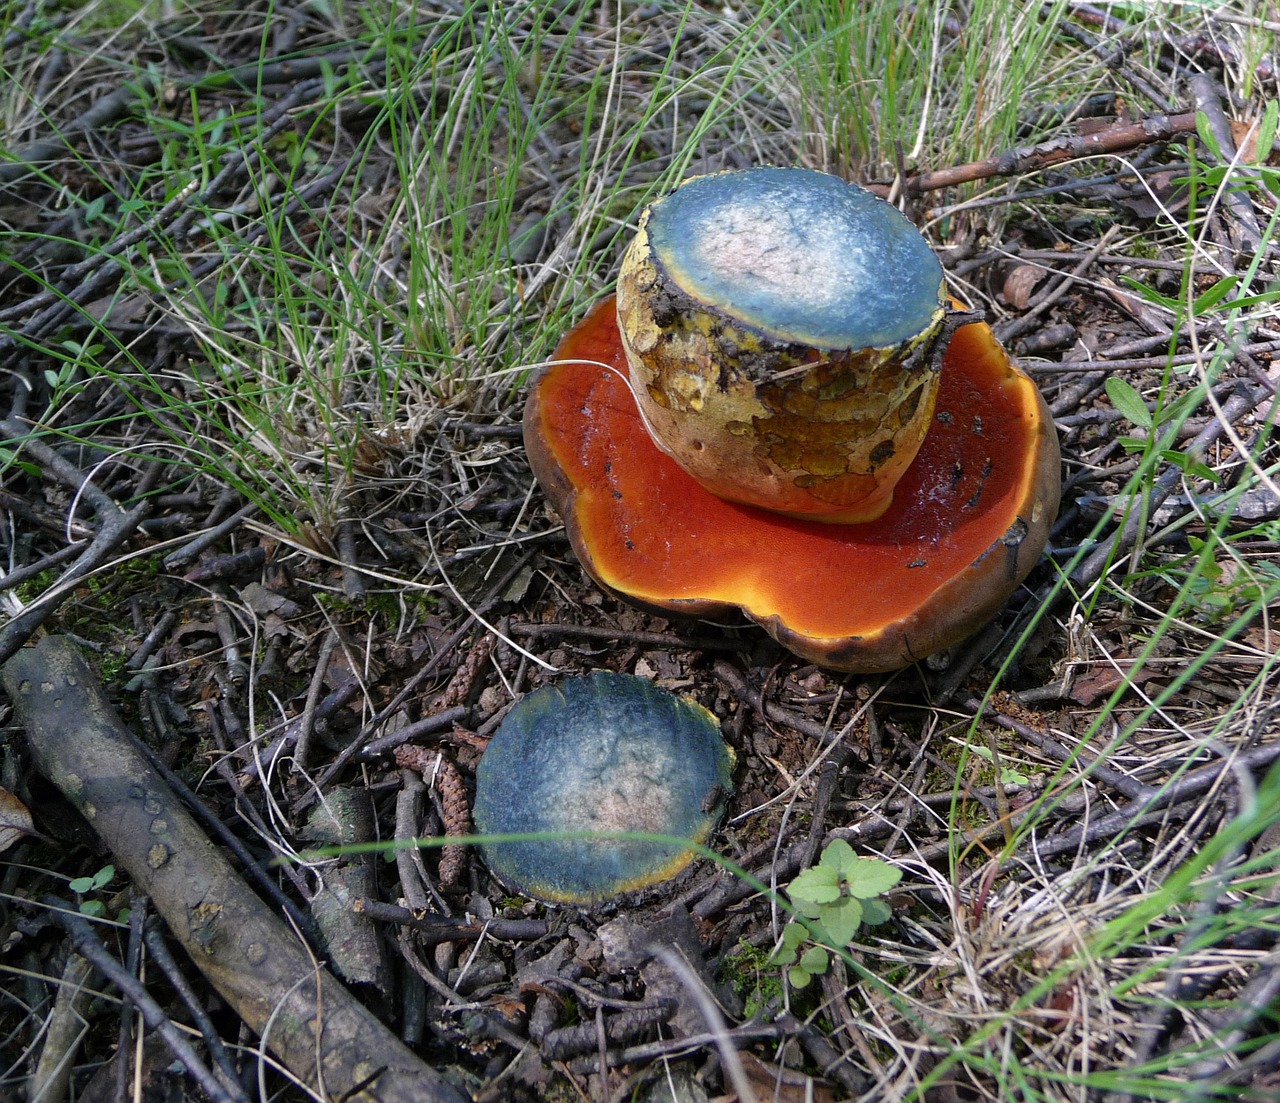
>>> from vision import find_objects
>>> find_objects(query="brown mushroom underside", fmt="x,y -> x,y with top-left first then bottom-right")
524,297 -> 1060,672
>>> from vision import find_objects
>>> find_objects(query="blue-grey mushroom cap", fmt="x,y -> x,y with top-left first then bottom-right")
643,166 -> 945,351
473,671 -> 734,904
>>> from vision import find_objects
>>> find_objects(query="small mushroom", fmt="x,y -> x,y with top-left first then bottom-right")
617,167 -> 949,523
473,672 -> 733,905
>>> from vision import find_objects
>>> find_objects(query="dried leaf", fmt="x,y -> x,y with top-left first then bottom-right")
736,1050 -> 837,1103
1069,660 -> 1151,706
1002,264 -> 1047,310
0,786 -> 34,852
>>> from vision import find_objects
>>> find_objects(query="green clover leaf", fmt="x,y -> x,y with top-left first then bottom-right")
798,945 -> 829,976
861,897 -> 893,926
770,921 -> 808,966
843,857 -> 902,899
818,896 -> 863,947
790,864 -> 842,904
788,964 -> 813,989
819,838 -> 856,872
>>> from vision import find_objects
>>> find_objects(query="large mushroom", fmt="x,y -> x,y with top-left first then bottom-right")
524,168 -> 1060,672
617,167 -> 949,523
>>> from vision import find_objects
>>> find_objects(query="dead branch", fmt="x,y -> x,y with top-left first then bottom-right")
1,636 -> 468,1103
905,112 -> 1198,195
394,746 -> 472,887
49,903 -> 246,1103
1190,73 -> 1267,255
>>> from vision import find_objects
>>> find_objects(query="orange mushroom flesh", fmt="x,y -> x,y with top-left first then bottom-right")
524,297 -> 1060,672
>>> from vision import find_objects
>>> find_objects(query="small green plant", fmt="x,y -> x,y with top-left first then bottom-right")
68,863 -> 116,918
770,840 -> 901,989
722,939 -> 786,1019
967,743 -> 1032,788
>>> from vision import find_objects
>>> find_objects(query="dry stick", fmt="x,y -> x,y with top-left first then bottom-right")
142,921 -> 245,1096
0,487 -> 95,539
393,746 -> 471,888
332,705 -> 470,767
1067,1 -> 1278,86
903,112 -> 1197,195
354,898 -> 547,947
1027,338 -> 1280,373
1108,759 -> 1262,1103
47,901 -> 245,1103
712,660 -> 841,745
799,743 -> 856,872
509,620 -> 750,652
542,1002 -> 677,1063
313,550 -> 540,791
0,416 -> 119,518
30,951 -> 95,1103
994,225 -> 1121,343
1053,14 -> 1173,109
1190,73 -> 1266,255
336,518 -> 366,604
3,638 -> 467,1103
0,81 -> 328,359
210,591 -> 248,686
123,610 -> 179,671
0,178 -> 198,330
567,1022 -> 787,1073
293,629 -> 340,773
0,499 -> 152,665
990,740 -> 1280,872
393,771 -> 433,913
162,501 -> 260,570
0,82 -> 146,185
960,247 -> 1224,277
509,621 -> 747,655
964,698 -> 1158,803
773,1010 -> 870,1098
115,723 -> 325,967
0,541 -> 85,593
927,163 -> 1171,220
0,40 -> 390,186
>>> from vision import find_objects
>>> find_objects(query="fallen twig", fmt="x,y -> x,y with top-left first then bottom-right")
1026,339 -> 1280,373
904,112 -> 1197,195
1190,73 -> 1266,255
0,497 -> 152,665
2,636 -> 467,1103
1073,381 -> 1271,586
394,746 -> 473,888
48,900 -> 247,1103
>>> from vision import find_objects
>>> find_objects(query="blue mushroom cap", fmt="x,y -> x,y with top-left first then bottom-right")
644,166 -> 945,351
473,671 -> 733,904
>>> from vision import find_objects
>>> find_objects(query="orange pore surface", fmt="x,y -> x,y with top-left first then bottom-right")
537,297 -> 1042,639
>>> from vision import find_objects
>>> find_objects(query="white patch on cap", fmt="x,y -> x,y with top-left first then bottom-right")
688,192 -> 868,311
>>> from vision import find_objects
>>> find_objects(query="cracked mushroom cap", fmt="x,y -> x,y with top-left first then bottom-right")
523,299 -> 1060,672
473,671 -> 733,905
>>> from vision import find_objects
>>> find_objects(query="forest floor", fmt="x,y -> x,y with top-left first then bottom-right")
1,2 -> 1278,1102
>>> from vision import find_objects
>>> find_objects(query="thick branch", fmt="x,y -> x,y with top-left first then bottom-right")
1,637 -> 467,1103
